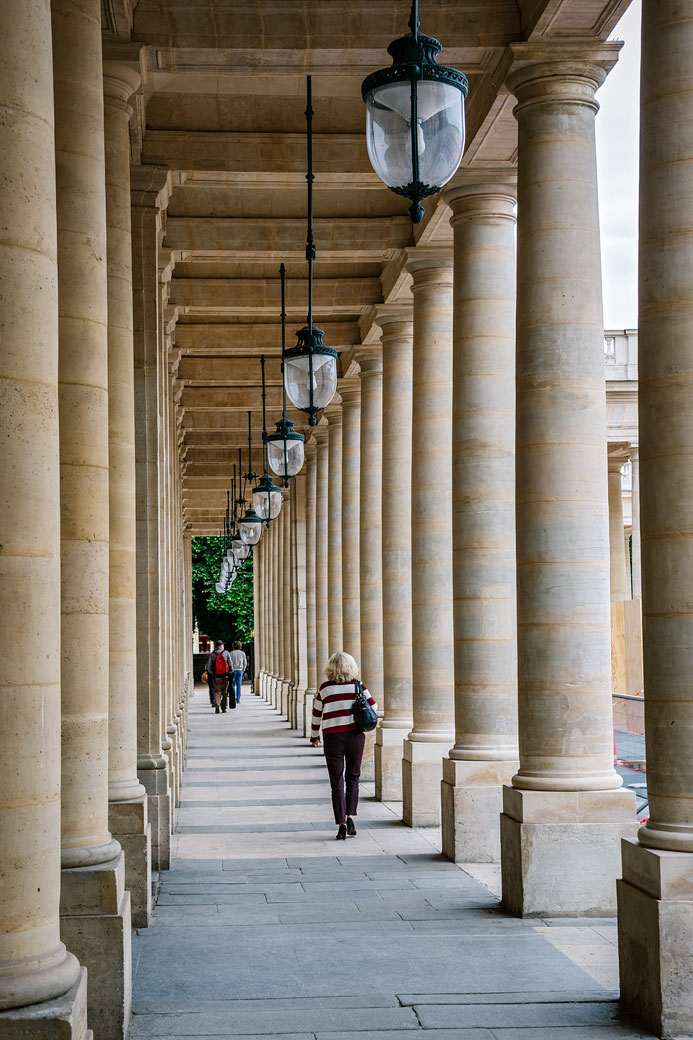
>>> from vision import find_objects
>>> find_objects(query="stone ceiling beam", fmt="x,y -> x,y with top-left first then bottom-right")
169,276 -> 381,311
142,131 -> 370,174
175,321 -> 359,354
165,217 -> 412,255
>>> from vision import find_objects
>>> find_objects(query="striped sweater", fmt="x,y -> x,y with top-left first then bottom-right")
311,680 -> 378,739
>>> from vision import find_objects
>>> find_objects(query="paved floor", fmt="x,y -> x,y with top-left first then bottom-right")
130,688 -> 655,1039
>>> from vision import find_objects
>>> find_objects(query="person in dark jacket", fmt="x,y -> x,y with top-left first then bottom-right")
206,640 -> 233,713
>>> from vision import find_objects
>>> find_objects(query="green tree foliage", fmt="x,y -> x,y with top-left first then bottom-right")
191,536 -> 254,644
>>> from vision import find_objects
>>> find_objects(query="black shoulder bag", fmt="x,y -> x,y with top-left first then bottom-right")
352,680 -> 378,733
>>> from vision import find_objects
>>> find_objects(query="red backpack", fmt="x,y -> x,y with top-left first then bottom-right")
214,652 -> 229,676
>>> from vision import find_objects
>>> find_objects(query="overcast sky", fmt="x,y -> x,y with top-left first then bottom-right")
596,0 -> 641,330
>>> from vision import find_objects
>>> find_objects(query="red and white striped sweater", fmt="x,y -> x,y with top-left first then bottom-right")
311,680 -> 378,739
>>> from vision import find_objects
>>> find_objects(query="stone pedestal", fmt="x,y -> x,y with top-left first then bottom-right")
618,840 -> 693,1038
108,797 -> 151,928
137,759 -> 171,871
403,740 -> 450,828
500,787 -> 635,917
0,971 -> 90,1040
442,759 -> 517,864
60,853 -> 131,1040
375,727 -> 406,803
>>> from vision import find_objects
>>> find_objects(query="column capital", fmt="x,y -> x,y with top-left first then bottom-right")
312,423 -> 330,446
372,308 -> 413,338
338,378 -> 361,406
324,397 -> 343,426
130,164 -> 172,211
443,180 -> 517,225
506,41 -> 622,109
354,343 -> 382,376
103,61 -> 140,106
404,247 -> 454,286
608,441 -> 631,471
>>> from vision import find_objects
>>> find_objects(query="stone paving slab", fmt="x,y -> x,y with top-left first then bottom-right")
131,695 -> 656,1039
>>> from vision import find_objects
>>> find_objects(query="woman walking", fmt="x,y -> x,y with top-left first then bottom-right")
310,652 -> 377,840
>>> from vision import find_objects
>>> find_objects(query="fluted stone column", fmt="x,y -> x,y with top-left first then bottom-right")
629,447 -> 641,598
314,427 -> 330,686
402,254 -> 455,826
53,2 -> 131,1034
304,443 -> 318,733
608,450 -> 629,696
326,402 -> 344,653
500,46 -> 635,917
281,488 -> 293,718
0,2 -> 87,1031
291,474 -> 309,729
440,183 -> 519,863
271,519 -> 280,708
340,384 -> 361,662
357,347 -> 384,783
103,60 -> 152,932
132,166 -> 172,873
618,6 -> 693,1034
375,315 -> 413,802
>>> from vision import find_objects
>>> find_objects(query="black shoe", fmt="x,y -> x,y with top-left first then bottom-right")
336,824 -> 347,841
215,706 -> 220,713
346,817 -> 357,836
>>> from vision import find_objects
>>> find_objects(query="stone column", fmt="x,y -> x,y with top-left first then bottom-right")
440,183 -> 519,863
271,519 -> 280,708
262,532 -> 270,699
500,46 -> 635,918
356,347 -> 384,782
402,254 -> 455,826
340,384 -> 361,661
132,166 -> 172,874
292,474 -> 309,729
314,427 -> 330,686
103,60 -> 151,932
0,2 -> 87,1031
254,537 -> 263,695
53,2 -> 131,1034
374,315 -> 413,802
608,449 -> 629,696
326,401 -> 344,653
618,6 -> 693,1035
304,443 -> 318,733
281,488 -> 293,718
629,447 -> 641,598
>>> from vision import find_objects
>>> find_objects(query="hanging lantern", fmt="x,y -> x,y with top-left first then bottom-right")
361,0 -> 468,223
232,537 -> 250,561
253,473 -> 282,521
284,76 -> 337,425
239,507 -> 263,545
267,263 -> 306,482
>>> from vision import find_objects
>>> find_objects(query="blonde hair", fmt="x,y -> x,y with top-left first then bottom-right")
324,651 -> 359,684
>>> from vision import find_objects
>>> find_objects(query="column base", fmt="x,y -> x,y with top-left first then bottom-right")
60,853 -> 131,1040
280,680 -> 291,719
109,795 -> 152,927
269,675 -> 278,708
0,969 -> 90,1040
500,785 -> 636,916
618,838 -> 693,1038
441,757 -> 517,863
402,739 -> 448,826
304,690 -> 315,737
138,760 -> 171,871
374,726 -> 407,801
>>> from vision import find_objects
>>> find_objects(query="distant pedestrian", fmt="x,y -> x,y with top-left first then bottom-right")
206,640 -> 233,713
310,652 -> 377,840
229,641 -> 247,704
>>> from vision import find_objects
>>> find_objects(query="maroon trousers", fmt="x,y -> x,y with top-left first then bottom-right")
322,729 -> 365,824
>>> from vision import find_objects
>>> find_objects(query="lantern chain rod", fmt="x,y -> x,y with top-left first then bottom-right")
408,0 -> 419,40
305,77 -> 315,330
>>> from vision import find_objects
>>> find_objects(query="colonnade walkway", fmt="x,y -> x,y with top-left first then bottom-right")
129,690 -> 654,1039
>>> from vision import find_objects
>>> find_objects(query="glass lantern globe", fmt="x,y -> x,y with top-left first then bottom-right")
253,474 -> 282,521
284,325 -> 338,426
361,25 -> 468,223
232,537 -> 250,561
267,418 -> 305,482
239,507 -> 263,546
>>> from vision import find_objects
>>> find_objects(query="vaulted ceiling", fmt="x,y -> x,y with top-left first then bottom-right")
103,0 -> 632,533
